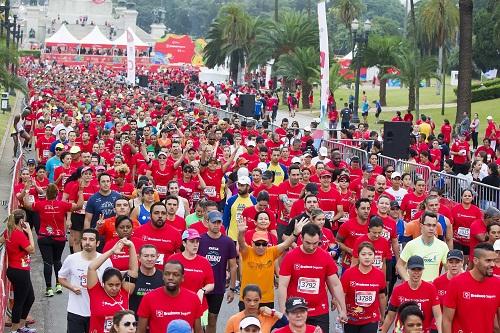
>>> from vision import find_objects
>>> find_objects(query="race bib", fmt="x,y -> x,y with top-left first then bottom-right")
43,150 -> 50,158
355,291 -> 376,307
204,186 -> 216,197
381,229 -> 390,240
340,212 -> 349,223
156,185 -> 167,195
192,192 -> 201,201
324,211 -> 334,221
373,255 -> 383,269
457,227 -> 470,239
21,255 -> 31,268
410,209 -> 418,219
297,277 -> 320,295
104,316 -> 113,333
26,195 -> 35,204
155,253 -> 165,265
80,274 -> 87,287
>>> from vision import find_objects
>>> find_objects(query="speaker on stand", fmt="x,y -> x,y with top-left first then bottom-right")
383,121 -> 412,160
170,83 -> 185,97
239,94 -> 256,118
138,75 -> 149,88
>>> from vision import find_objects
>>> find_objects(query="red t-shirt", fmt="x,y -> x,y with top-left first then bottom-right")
133,223 -> 182,269
337,218 -> 369,268
150,161 -> 176,196
432,273 -> 451,306
53,165 -> 75,191
189,221 -> 226,236
443,271 -> 500,333
341,266 -> 386,325
277,181 -> 304,224
389,281 -> 439,332
469,219 -> 487,257
400,191 -> 427,221
32,199 -> 73,240
280,247 -> 338,316
36,135 -> 55,163
241,206 -> 277,231
102,236 -> 143,271
165,215 -> 186,232
450,140 -> 470,165
316,186 -> 341,228
200,168 -> 224,201
89,284 -> 129,333
3,229 -> 31,270
274,325 -> 319,333
137,287 -> 203,333
252,184 -> 280,213
352,234 -> 392,270
451,204 -> 482,246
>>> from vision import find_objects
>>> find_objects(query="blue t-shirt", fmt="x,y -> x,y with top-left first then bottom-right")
45,156 -> 62,182
198,233 -> 237,294
255,100 -> 262,117
85,191 -> 122,227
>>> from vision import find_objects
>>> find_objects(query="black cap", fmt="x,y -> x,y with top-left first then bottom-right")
27,159 -> 36,165
350,156 -> 360,163
390,200 -> 400,209
142,186 -> 155,195
446,249 -> 464,261
407,256 -> 425,270
262,170 -> 273,180
285,297 -> 308,312
304,182 -> 318,195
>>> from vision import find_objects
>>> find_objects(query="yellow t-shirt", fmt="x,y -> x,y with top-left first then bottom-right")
419,122 -> 432,142
400,236 -> 448,282
240,246 -> 280,303
225,311 -> 278,333
267,163 -> 286,185
228,196 -> 255,240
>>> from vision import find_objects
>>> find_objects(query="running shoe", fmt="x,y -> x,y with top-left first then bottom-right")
45,287 -> 54,297
18,326 -> 37,333
55,283 -> 63,294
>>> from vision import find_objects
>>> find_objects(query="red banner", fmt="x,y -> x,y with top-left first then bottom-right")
153,34 -> 205,66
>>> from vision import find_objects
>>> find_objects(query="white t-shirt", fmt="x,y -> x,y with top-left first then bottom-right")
58,252 -> 112,316
52,124 -> 73,139
385,187 -> 408,205
218,93 -> 228,106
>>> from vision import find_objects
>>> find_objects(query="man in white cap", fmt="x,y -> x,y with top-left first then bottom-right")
484,115 -> 497,150
223,175 -> 257,241
311,146 -> 331,166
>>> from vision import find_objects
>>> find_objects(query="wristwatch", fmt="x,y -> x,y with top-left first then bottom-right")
201,288 -> 206,294
229,287 -> 237,292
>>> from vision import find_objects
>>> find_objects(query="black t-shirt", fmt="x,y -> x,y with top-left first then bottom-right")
129,269 -> 164,313
340,108 -> 352,122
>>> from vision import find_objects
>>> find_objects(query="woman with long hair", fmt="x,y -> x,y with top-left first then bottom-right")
15,167 -> 45,234
23,183 -> 84,296
53,151 -> 75,193
0,209 -> 36,333
110,310 -> 137,333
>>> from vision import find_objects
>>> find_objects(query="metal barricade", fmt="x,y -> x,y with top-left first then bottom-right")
396,160 -> 432,185
471,181 -> 500,210
322,140 -> 368,165
377,154 -> 398,169
428,171 -> 471,204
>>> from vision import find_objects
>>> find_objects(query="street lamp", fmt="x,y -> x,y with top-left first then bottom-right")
351,18 -> 371,123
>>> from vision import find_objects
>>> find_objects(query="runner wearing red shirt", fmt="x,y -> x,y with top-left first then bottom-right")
341,242 -> 387,332
449,134 -> 471,175
200,151 -> 235,204
380,256 -> 441,333
295,209 -> 336,253
274,297 -> 323,333
432,249 -> 464,307
440,120 -> 452,144
133,202 -> 182,269
276,165 -> 304,232
241,192 -> 277,232
400,179 -> 427,221
316,170 -> 344,230
484,116 -> 497,147
164,195 -> 187,231
278,223 -> 347,333
36,125 -> 55,164
443,243 -> 500,333
137,261 -> 203,333
469,206 -> 499,267
337,198 -> 371,269
146,151 -> 178,199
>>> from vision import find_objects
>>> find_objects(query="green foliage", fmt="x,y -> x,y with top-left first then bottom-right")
329,0 -> 365,31
417,0 -> 458,48
19,50 -> 41,58
473,9 -> 500,72
0,45 -> 26,93
274,47 -> 319,85
454,78 -> 500,96
329,61 -> 352,92
470,84 -> 500,102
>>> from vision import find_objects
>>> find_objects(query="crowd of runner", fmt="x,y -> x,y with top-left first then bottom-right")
1,60 -> 499,333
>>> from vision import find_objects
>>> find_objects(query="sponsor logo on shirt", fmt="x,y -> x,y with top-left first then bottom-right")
155,310 -> 192,318
293,264 -> 324,270
462,292 -> 496,300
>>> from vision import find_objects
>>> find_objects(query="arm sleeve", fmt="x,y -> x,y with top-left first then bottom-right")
399,241 -> 412,262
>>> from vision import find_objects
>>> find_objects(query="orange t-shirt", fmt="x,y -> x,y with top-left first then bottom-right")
404,219 -> 443,239
98,216 -> 140,242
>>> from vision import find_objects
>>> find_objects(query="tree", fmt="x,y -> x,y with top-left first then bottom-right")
383,46 -> 439,111
0,46 -> 26,93
329,0 -> 365,32
473,9 -> 500,73
456,0 -> 473,125
274,47 -> 319,109
329,61 -> 352,93
363,35 -> 401,106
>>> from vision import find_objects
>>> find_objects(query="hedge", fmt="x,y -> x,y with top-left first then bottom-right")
454,77 -> 500,99
19,50 -> 41,58
471,84 -> 500,102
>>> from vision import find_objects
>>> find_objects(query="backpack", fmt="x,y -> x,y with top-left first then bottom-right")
292,96 -> 298,105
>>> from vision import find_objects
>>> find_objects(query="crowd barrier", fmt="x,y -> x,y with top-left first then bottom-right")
396,160 -> 433,184
377,154 -> 398,169
322,139 -> 369,165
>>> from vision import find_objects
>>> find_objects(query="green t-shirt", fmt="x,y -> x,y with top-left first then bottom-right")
400,236 -> 449,282
185,213 -> 203,227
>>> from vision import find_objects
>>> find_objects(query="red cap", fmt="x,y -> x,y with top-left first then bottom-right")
319,170 -> 332,178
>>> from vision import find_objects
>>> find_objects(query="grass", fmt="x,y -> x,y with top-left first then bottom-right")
0,96 -> 15,142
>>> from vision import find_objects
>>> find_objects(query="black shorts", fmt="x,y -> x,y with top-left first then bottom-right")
453,241 -> 470,255
206,293 -> 225,314
70,213 -> 85,232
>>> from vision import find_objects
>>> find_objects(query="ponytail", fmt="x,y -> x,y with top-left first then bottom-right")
5,209 -> 26,240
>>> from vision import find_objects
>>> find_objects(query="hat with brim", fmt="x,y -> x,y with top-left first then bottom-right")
407,255 -> 425,269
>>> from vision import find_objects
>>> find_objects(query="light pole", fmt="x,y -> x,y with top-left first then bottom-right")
351,18 -> 371,123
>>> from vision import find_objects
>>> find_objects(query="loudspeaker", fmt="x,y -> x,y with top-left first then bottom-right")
383,121 -> 412,160
171,82 -> 185,97
239,94 -> 255,118
138,75 -> 148,88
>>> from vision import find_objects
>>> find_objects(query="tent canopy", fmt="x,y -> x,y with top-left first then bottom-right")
45,24 -> 80,47
113,29 -> 150,50
79,26 -> 113,48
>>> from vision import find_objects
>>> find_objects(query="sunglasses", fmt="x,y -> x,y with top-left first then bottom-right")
56,148 -> 63,151
158,156 -> 167,159
122,321 -> 137,327
253,241 -> 268,247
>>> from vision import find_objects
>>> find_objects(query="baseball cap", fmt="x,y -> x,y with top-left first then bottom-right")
167,319 -> 191,333
27,159 -> 36,165
338,174 -> 350,182
55,143 -> 65,150
350,156 -> 360,163
407,255 -> 425,270
391,171 -> 402,179
237,175 -> 251,185
302,152 -> 312,158
246,140 -> 256,147
239,316 -> 261,330
252,231 -> 269,242
81,166 -> 93,174
182,228 -> 201,241
446,249 -> 464,261
208,211 -> 223,223
142,186 -> 155,195
291,156 -> 301,164
362,164 -> 374,172
494,240 -> 500,251
69,145 -> 81,154
257,162 -> 268,172
319,170 -> 332,178
45,124 -> 53,128
158,151 -> 168,157
487,115 -> 493,120
319,146 -> 328,157
262,170 -> 274,180
285,297 -> 308,312
236,157 -> 249,166
390,200 -> 400,209
304,126 -> 311,132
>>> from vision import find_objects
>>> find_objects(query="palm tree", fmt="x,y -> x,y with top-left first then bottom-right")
363,35 -> 401,106
0,45 -> 26,93
383,46 -> 439,111
455,0 -> 473,125
203,5 -> 260,83
329,61 -> 351,93
275,47 -> 319,109
330,0 -> 365,33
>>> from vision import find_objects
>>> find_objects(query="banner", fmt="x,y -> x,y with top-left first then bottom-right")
153,34 -> 206,66
126,28 -> 136,85
318,1 -> 329,129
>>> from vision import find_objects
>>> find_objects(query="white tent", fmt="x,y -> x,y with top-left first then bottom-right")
113,29 -> 150,50
45,24 -> 80,47
79,26 -> 113,48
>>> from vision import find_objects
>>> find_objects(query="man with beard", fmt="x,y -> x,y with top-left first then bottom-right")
134,202 -> 182,269
223,176 -> 257,241
137,260 -> 203,333
84,173 -> 122,230
443,243 -> 500,333
58,229 -> 112,333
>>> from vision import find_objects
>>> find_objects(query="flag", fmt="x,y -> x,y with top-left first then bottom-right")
318,1 -> 329,131
126,28 -> 136,85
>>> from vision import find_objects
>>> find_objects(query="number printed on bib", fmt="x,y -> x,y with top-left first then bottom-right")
80,274 -> 87,287
204,186 -> 216,197
410,209 -> 418,219
297,277 -> 320,294
457,227 -> 470,239
157,185 -> 167,195
104,316 -> 113,333
373,255 -> 383,269
355,291 -> 376,307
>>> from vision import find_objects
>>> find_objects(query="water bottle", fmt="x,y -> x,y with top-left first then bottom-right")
335,321 -> 344,333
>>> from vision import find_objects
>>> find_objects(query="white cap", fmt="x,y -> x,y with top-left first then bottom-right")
240,316 -> 261,329
313,118 -> 321,123
291,156 -> 301,164
246,140 -> 256,147
494,239 -> 500,251
487,116 -> 493,120
319,146 -> 328,157
237,175 -> 252,185
237,167 -> 249,180
391,171 -> 402,179
257,162 -> 268,172
304,126 -> 311,132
